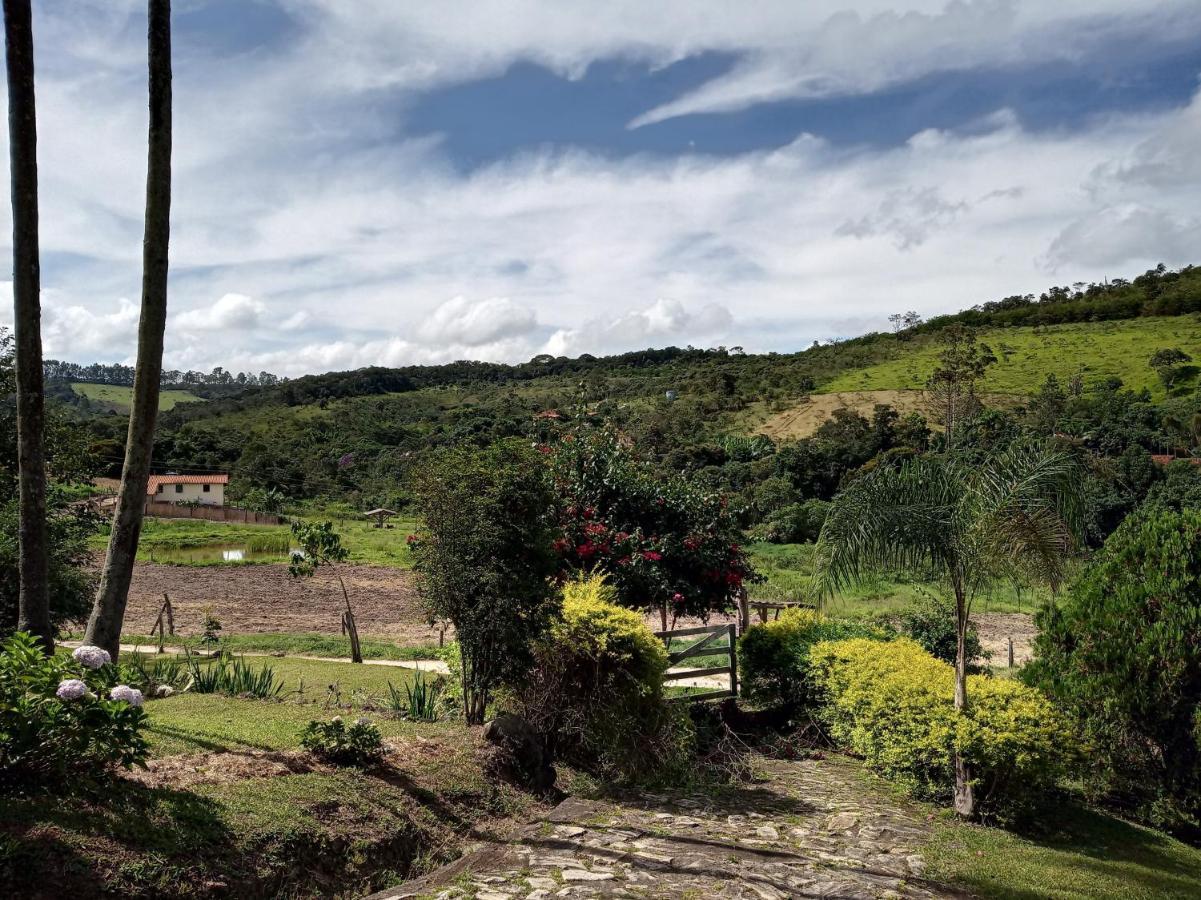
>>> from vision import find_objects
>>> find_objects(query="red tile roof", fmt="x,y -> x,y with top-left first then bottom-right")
1151,455 -> 1201,466
147,474 -> 229,495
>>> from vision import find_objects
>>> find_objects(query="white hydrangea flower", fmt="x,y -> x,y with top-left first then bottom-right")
155,685 -> 175,698
331,715 -> 343,724
109,684 -> 144,707
72,645 -> 112,670
56,678 -> 88,701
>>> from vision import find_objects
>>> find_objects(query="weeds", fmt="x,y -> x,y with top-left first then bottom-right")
385,672 -> 441,721
186,652 -> 283,699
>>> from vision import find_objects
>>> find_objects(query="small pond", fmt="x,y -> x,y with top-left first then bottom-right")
144,543 -> 300,565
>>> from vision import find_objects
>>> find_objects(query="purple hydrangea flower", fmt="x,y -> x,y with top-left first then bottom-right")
56,678 -> 88,701
72,645 -> 112,670
109,684 -> 144,707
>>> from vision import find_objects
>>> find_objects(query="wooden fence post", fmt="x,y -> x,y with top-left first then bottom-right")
727,623 -> 738,698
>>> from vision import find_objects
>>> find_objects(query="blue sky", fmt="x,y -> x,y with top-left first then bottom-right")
4,0 -> 1201,375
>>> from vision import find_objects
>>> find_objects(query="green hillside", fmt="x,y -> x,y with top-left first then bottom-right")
822,316 -> 1201,399
71,382 -> 204,412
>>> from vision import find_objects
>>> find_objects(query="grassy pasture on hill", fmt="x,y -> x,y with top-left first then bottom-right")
71,381 -> 204,412
821,316 -> 1201,398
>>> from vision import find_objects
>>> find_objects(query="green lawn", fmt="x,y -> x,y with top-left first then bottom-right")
821,316 -> 1201,399
928,803 -> 1201,899
89,511 -> 418,568
119,631 -> 442,661
71,381 -> 204,412
748,542 -> 1051,615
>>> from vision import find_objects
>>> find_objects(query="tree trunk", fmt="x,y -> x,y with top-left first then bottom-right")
335,573 -> 362,663
4,0 -> 50,652
952,578 -> 975,819
85,0 -> 172,658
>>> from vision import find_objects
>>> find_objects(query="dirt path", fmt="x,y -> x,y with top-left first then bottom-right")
371,754 -> 957,899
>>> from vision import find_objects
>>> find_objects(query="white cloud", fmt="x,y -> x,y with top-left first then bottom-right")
415,296 -> 538,346
174,293 -> 266,331
1,1 -> 1198,376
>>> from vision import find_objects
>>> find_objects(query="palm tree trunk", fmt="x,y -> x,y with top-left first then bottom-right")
85,0 -> 171,658
4,0 -> 51,652
952,577 -> 975,818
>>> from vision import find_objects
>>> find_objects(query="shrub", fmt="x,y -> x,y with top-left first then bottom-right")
749,499 -> 830,544
1024,509 -> 1201,835
0,633 -> 148,791
898,593 -> 988,667
301,716 -> 383,766
412,439 -> 561,724
810,637 -> 1075,815
550,426 -> 760,623
738,608 -> 891,708
505,573 -> 692,779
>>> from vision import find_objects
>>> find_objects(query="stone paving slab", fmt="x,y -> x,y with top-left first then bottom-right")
368,755 -> 960,899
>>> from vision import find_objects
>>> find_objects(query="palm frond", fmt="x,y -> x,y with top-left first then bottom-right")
811,456 -> 958,601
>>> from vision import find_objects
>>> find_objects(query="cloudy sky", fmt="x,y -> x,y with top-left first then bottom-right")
2,0 -> 1201,377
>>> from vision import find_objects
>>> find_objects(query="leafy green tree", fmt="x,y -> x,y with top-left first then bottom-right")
289,521 -> 362,663
1150,347 -> 1193,392
411,440 -> 560,724
1025,509 -> 1201,836
813,444 -> 1083,818
926,326 -> 996,445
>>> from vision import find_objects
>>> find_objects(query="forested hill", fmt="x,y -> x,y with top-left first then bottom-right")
62,263 -> 1201,518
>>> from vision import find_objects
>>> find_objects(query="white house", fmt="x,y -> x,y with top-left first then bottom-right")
147,473 -> 228,506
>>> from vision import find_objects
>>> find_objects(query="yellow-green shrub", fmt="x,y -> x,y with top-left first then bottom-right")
505,573 -> 690,778
809,637 -> 1076,813
738,608 -> 891,708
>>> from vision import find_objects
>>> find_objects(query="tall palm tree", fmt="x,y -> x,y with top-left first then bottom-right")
812,444 -> 1083,818
85,0 -> 172,657
4,0 -> 50,651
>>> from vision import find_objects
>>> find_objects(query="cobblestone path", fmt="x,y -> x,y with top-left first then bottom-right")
370,755 -> 961,899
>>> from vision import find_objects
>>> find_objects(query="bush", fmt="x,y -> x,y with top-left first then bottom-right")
748,499 -> 830,544
1024,509 -> 1201,836
412,439 -> 561,724
810,637 -> 1075,815
301,716 -> 383,766
738,608 -> 891,708
185,653 -> 282,699
0,633 -> 149,791
505,573 -> 692,779
898,593 -> 988,667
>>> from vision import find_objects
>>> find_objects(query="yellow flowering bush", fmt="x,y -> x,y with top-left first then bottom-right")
809,637 -> 1077,813
505,573 -> 690,778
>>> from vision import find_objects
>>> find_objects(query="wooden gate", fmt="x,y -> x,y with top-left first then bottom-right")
655,623 -> 738,702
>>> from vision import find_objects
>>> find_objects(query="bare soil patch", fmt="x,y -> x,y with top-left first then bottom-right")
104,556 -> 441,646
756,389 -> 1019,440
974,612 -> 1037,665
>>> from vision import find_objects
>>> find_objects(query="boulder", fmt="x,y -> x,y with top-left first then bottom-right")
481,714 -> 556,792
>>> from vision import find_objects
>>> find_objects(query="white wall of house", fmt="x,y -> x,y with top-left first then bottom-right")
153,483 -> 225,506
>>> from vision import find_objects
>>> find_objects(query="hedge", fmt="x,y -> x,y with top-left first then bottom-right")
809,637 -> 1076,814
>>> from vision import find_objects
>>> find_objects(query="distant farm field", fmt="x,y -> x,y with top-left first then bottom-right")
821,316 -> 1201,398
71,381 -> 204,411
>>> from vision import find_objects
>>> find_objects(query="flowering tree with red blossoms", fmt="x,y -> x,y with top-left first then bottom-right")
549,426 -> 760,628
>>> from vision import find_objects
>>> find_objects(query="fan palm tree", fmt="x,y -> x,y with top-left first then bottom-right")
812,444 -> 1083,818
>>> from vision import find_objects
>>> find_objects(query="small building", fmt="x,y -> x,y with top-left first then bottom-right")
147,473 -> 228,506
